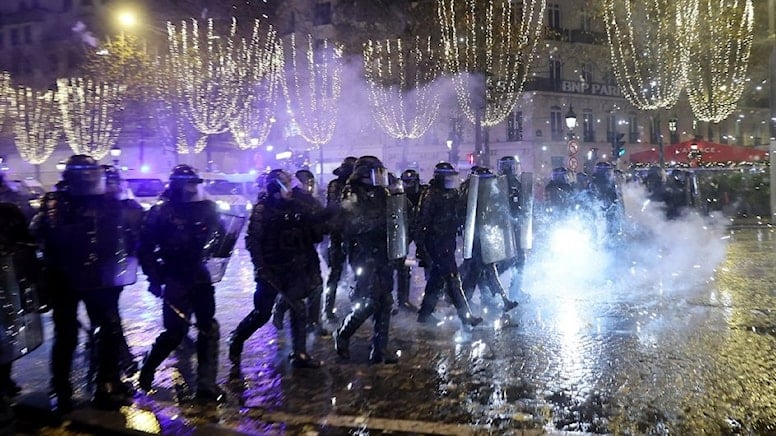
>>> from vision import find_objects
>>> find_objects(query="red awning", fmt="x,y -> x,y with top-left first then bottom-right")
629,139 -> 768,164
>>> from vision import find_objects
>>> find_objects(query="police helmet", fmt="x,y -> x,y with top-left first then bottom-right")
433,162 -> 459,189
266,169 -> 294,195
295,169 -> 316,194
63,154 -> 105,196
470,166 -> 492,176
333,156 -> 358,178
497,156 -> 519,176
400,169 -> 419,184
551,167 -> 569,184
168,164 -> 203,202
352,155 -> 388,187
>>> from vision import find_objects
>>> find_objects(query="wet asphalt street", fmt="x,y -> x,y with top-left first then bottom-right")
8,209 -> 776,434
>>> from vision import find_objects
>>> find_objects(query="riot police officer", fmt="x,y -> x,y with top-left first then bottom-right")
323,156 -> 357,321
459,166 -> 519,313
416,163 -> 482,327
137,165 -> 225,402
496,156 -> 528,299
333,156 -> 398,364
270,169 -> 329,336
589,162 -> 623,239
544,167 -> 575,218
229,169 -> 330,369
31,155 -> 140,411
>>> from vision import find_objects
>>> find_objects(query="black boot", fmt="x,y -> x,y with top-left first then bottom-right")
138,347 -> 166,392
228,310 -> 264,366
333,301 -> 374,360
486,263 -> 518,312
369,306 -> 397,364
446,274 -> 483,327
323,284 -> 338,321
271,298 -> 286,330
196,320 -> 224,403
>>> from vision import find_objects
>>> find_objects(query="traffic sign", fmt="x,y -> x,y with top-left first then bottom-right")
568,156 -> 578,171
567,139 -> 579,154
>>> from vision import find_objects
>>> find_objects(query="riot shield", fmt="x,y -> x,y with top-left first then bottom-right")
204,213 -> 246,283
462,175 -> 480,259
520,172 -> 535,250
477,175 -> 517,264
386,193 -> 408,260
0,249 -> 43,364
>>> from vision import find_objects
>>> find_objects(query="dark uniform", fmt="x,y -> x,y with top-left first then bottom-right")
459,166 -> 519,312
323,157 -> 357,321
137,165 -> 225,402
416,163 -> 482,327
30,155 -> 140,411
589,162 -> 623,239
496,156 -> 528,298
229,169 -> 330,369
544,167 -> 575,218
333,156 -> 398,364
270,169 -> 330,336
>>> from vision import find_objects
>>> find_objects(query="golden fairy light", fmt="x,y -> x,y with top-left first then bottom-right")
685,0 -> 753,123
8,86 -> 59,165
604,0 -> 694,111
229,39 -> 283,150
57,77 -> 124,160
438,0 -> 545,127
363,36 -> 442,139
0,71 -> 9,122
167,18 -> 278,153
281,34 -> 343,147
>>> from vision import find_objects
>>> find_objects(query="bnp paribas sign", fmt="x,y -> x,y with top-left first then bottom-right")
561,80 -> 622,97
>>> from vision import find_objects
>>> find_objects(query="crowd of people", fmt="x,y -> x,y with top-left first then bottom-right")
0,151 -> 654,424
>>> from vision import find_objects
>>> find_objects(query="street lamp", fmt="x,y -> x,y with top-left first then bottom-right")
668,118 -> 678,144
55,161 -> 66,172
110,146 -> 122,167
565,105 -> 577,140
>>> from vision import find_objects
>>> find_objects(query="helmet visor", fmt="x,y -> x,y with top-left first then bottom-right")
369,167 -> 389,187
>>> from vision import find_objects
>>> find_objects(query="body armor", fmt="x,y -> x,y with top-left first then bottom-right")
36,192 -> 138,290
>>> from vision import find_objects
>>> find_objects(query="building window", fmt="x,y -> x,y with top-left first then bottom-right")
628,112 -> 638,142
550,106 -> 564,141
507,110 -> 523,141
580,63 -> 592,83
10,29 -> 19,46
606,112 -> 616,143
547,3 -> 561,31
23,25 -> 31,44
313,2 -> 332,26
549,58 -> 561,84
582,110 -> 595,142
580,10 -> 592,32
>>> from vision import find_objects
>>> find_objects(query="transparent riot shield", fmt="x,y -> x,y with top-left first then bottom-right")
477,175 -> 517,264
204,213 -> 246,283
0,250 -> 43,364
386,193 -> 409,260
463,175 -> 480,259
520,172 -> 535,250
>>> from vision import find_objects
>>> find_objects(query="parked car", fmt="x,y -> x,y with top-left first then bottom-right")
199,172 -> 252,217
125,177 -> 166,210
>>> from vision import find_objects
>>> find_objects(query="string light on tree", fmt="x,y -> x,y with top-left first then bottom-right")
363,36 -> 442,139
281,34 -> 343,147
686,0 -> 753,123
604,0 -> 694,111
0,71 -> 10,123
57,77 -> 124,160
8,86 -> 60,165
167,18 -> 278,153
229,33 -> 283,150
438,0 -> 545,127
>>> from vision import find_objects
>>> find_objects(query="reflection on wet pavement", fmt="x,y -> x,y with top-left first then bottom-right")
12,223 -> 776,434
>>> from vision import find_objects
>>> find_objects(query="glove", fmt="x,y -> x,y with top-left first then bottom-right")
148,283 -> 163,298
